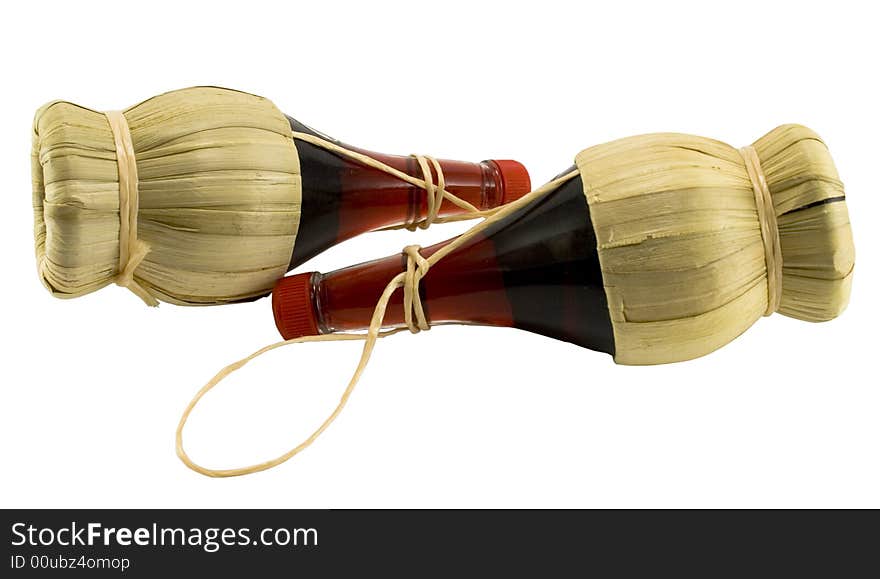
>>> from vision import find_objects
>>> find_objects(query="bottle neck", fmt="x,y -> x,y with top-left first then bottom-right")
273,173 -> 615,355
313,234 -> 514,334
287,116 -> 525,268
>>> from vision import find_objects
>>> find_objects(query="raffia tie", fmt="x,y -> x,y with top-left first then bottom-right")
406,156 -> 449,230
402,245 -> 431,332
175,170 -> 579,477
104,111 -> 158,307
739,145 -> 782,316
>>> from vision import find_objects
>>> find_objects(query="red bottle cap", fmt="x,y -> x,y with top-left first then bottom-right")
489,159 -> 531,204
272,273 -> 320,340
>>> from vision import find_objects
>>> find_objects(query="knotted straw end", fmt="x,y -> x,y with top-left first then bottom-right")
116,240 -> 158,307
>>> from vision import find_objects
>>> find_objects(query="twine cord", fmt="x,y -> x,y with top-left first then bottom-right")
739,146 -> 782,315
175,170 -> 579,477
103,111 -> 158,307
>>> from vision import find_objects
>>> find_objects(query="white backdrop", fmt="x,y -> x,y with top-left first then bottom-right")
2,0 -> 877,508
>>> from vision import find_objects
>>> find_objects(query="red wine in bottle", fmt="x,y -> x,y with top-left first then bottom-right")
287,117 -> 531,268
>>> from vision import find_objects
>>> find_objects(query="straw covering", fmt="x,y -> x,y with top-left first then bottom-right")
577,124 -> 854,364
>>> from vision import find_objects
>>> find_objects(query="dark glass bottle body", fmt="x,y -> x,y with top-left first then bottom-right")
273,172 -> 615,355
287,117 -> 529,268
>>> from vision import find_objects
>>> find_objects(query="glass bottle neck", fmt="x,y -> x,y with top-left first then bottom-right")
315,236 -> 514,334
287,116 -> 517,268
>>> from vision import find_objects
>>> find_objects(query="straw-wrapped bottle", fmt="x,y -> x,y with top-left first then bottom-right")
32,86 -> 530,306
274,125 -> 854,364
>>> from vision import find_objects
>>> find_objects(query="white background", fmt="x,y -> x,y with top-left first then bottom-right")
1,0 -> 877,508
